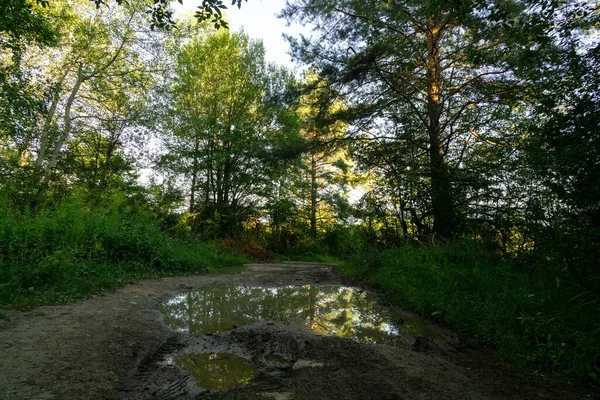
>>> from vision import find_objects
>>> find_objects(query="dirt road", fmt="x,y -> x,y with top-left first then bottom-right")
0,262 -> 589,399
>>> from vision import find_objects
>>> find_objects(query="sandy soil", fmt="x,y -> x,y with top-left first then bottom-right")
0,262 -> 593,400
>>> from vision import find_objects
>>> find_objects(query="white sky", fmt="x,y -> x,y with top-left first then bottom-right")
174,0 -> 311,69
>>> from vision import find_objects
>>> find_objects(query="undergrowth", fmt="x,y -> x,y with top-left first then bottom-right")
338,240 -> 600,383
0,193 -> 249,308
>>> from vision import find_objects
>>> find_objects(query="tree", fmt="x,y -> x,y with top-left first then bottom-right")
93,0 -> 247,29
523,38 -> 600,289
296,72 -> 350,238
0,0 -> 249,31
350,116 -> 431,240
0,0 -> 159,205
0,0 -> 68,193
281,0 -> 560,237
157,22 -> 297,237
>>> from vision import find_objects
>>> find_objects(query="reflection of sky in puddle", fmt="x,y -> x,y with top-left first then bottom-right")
175,352 -> 254,390
160,285 -> 439,345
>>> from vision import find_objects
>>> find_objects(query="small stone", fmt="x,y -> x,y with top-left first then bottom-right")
292,359 -> 324,370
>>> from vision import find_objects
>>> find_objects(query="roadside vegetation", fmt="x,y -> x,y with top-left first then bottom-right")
336,239 -> 600,383
1,0 -> 598,386
0,192 -> 249,308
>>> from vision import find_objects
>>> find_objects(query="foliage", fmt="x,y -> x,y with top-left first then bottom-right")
4,0 -> 243,31
339,240 -> 600,382
217,237 -> 276,262
0,0 -> 59,49
0,191 -> 248,307
523,42 -> 600,292
156,21 -> 301,238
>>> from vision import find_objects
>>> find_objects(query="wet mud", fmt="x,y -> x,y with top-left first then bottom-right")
0,262 -> 592,399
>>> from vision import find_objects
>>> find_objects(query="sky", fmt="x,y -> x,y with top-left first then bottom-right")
174,0 -> 311,69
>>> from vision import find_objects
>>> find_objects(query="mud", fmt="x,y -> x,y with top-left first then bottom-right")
0,262 -> 592,399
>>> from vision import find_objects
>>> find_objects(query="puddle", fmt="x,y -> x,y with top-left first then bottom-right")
160,285 -> 440,345
174,352 -> 254,390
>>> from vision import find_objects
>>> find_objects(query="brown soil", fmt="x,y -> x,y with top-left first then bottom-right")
0,262 -> 594,400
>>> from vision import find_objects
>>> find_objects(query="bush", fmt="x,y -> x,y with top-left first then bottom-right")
0,192 -> 249,307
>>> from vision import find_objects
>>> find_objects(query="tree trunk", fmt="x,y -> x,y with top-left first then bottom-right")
426,20 -> 453,237
46,64 -> 84,173
398,192 -> 409,240
190,138 -> 199,213
34,64 -> 84,206
35,68 -> 70,171
309,152 -> 318,239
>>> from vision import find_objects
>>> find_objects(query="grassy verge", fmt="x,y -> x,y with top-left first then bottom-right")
0,194 -> 249,308
0,240 -> 249,308
338,240 -> 600,383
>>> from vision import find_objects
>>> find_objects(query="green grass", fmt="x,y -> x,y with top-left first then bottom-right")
338,240 -> 600,383
0,242 -> 249,308
0,193 -> 249,308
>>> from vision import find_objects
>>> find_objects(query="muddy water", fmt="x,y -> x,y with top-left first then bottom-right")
173,352 -> 254,390
159,285 -> 440,346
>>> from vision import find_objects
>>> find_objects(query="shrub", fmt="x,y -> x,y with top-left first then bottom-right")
0,192 -> 248,307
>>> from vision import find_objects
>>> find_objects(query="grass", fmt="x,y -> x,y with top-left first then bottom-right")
0,242 -> 249,308
338,240 -> 600,383
0,193 -> 249,308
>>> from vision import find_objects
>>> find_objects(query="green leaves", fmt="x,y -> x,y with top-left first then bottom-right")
158,24 -> 299,237
194,0 -> 230,30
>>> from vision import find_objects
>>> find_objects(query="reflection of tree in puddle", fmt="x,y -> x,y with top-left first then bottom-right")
175,352 -> 254,390
159,285 -> 438,345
